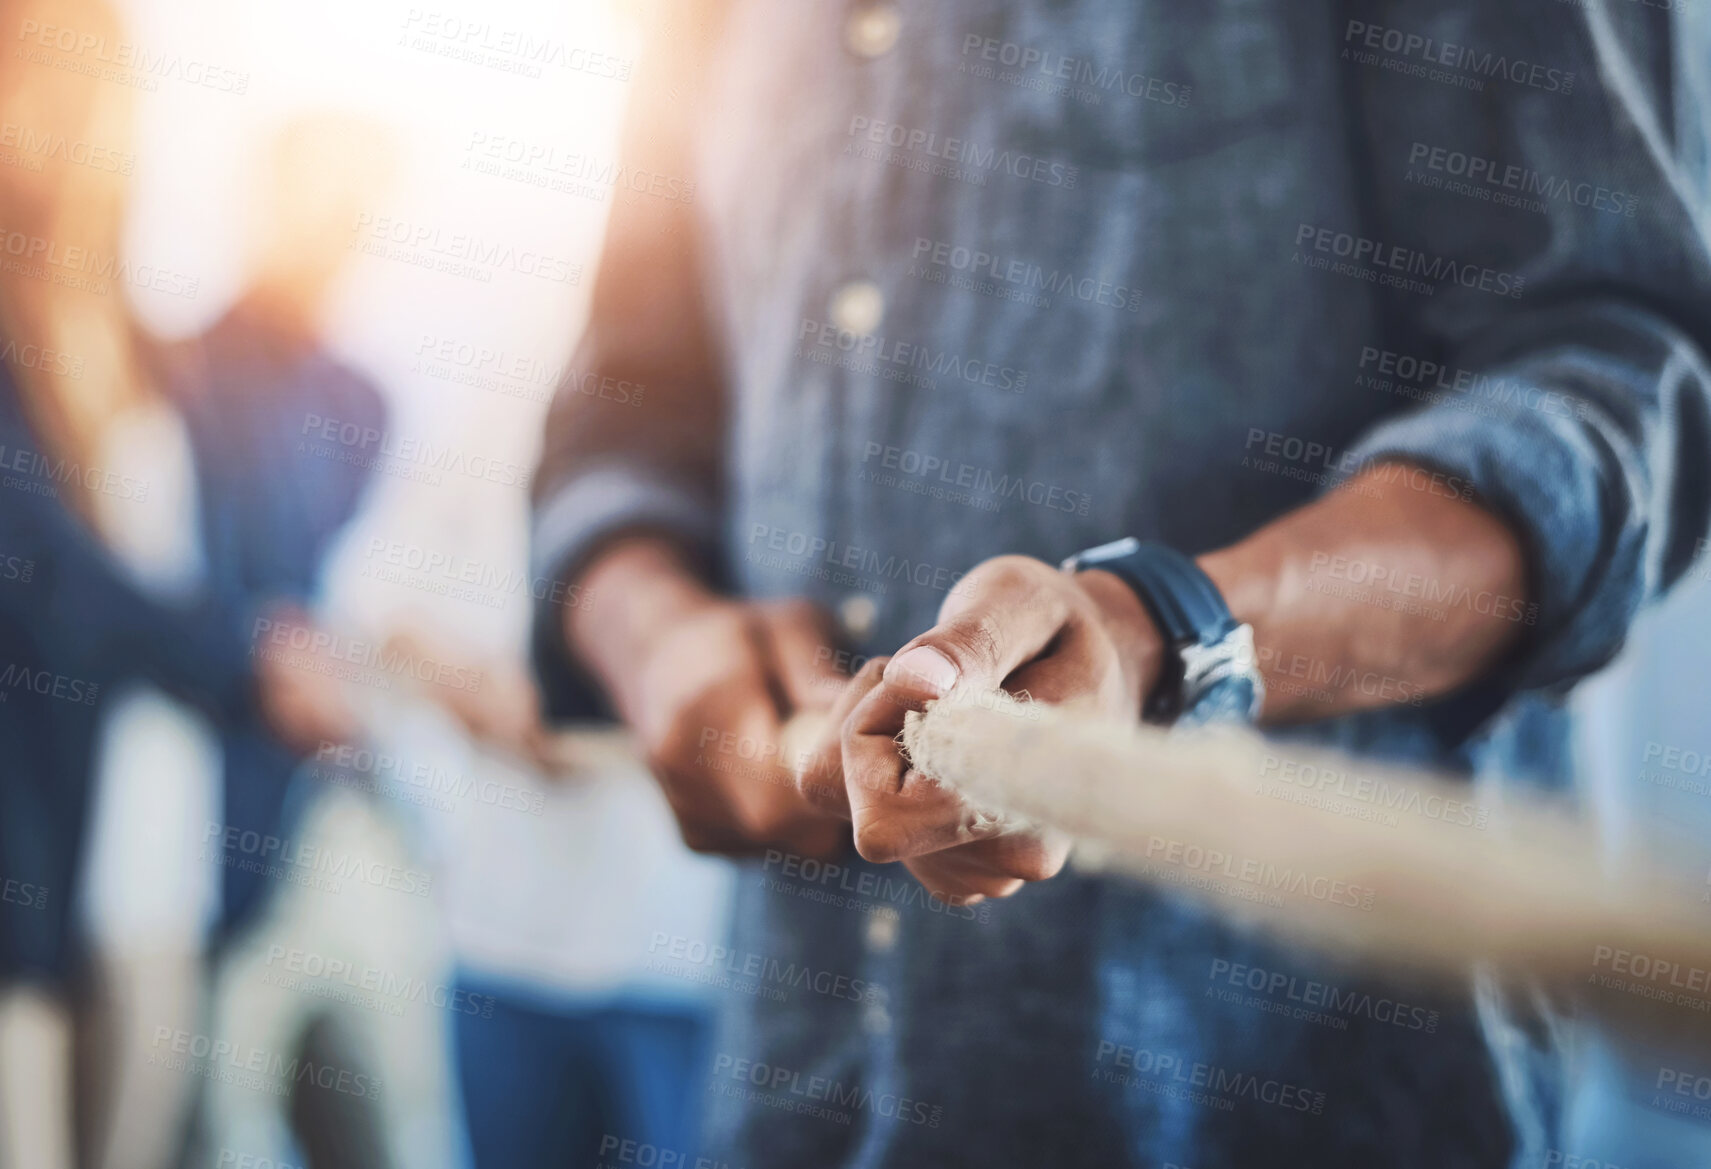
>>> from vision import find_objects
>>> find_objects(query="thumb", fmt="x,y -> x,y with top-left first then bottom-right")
881,558 -> 1070,703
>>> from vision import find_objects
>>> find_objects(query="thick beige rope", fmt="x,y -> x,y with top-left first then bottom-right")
545,694 -> 1711,1040
901,692 -> 1711,1033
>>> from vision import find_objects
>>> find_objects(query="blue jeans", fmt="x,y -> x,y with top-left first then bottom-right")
455,979 -> 713,1169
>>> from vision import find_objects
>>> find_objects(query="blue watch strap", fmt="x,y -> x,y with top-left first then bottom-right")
1120,550 -> 1237,649
1063,538 -> 1246,723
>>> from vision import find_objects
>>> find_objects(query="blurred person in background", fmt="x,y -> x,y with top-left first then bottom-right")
441,699 -> 732,1169
156,112 -> 420,1169
532,2 -> 1711,1168
151,112 -> 396,957
0,4 -> 376,1165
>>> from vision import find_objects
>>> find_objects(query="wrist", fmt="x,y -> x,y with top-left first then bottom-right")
1062,539 -> 1267,726
1194,538 -> 1276,634
1077,568 -> 1166,721
568,535 -> 720,703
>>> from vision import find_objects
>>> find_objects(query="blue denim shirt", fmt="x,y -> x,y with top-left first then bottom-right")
531,2 -> 1711,1165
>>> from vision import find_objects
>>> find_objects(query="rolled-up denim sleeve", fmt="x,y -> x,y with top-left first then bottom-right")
1335,0 -> 1711,694
530,466 -> 720,594
1342,306 -> 1711,692
528,0 -> 727,719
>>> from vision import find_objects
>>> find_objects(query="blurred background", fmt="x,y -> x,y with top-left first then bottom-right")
0,1 -> 733,1166
0,0 -> 1707,1167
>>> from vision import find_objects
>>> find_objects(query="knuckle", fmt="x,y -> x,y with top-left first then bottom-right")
939,612 -> 1005,674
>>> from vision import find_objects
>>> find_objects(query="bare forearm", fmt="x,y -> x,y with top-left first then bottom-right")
1199,462 -> 1531,723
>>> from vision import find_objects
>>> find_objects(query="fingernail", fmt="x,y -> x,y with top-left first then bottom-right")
885,646 -> 959,697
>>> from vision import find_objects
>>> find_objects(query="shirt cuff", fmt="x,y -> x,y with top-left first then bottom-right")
531,465 -> 721,587
528,466 -> 722,720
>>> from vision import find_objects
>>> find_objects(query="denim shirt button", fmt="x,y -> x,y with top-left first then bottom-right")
843,4 -> 901,59
829,279 -> 885,336
864,906 -> 900,952
839,593 -> 879,642
863,1002 -> 893,1036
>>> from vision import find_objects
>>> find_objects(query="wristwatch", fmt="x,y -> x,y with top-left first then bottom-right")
1060,537 -> 1264,727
